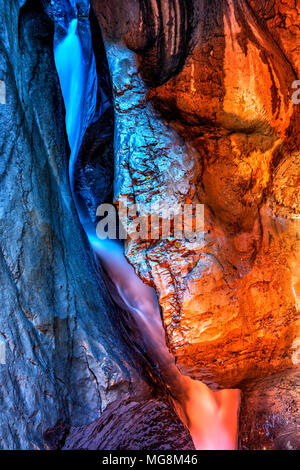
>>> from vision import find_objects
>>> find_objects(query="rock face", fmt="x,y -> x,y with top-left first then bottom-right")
93,0 -> 299,389
44,370 -> 299,451
239,369 -> 300,450
0,0 -> 298,451
0,0 -> 154,449
45,396 -> 195,450
92,0 -> 299,448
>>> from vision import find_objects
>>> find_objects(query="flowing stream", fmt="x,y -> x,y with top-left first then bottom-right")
53,7 -> 241,450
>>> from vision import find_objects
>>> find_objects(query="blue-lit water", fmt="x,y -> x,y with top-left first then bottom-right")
55,18 -> 83,164
54,15 -> 97,229
53,6 -> 168,367
53,9 -> 240,450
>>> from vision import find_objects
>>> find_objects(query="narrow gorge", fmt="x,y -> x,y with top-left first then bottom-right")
0,0 -> 298,451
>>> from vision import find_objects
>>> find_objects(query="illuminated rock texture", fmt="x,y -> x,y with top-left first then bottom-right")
93,0 -> 299,449
0,0 -> 298,451
0,0 -> 152,449
239,369 -> 300,450
45,396 -> 195,450
93,0 -> 299,389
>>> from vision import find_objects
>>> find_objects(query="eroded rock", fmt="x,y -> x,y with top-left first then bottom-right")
93,0 -> 299,389
0,0 -> 152,449
57,396 -> 195,450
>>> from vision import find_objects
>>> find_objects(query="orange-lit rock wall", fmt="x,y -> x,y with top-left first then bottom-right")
93,0 -> 299,448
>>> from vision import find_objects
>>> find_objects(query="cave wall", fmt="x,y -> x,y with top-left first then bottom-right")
93,0 -> 299,387
92,0 -> 299,449
0,0 -> 298,450
239,368 -> 300,450
0,0 -> 152,449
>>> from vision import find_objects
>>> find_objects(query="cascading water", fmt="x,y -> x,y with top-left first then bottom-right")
55,18 -> 83,160
53,4 -> 241,450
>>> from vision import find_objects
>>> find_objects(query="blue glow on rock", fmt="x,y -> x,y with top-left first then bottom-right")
55,18 -> 83,161
53,7 -> 241,450
54,6 -> 97,232
53,5 -> 165,355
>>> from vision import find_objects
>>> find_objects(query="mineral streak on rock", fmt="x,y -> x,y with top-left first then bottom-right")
93,0 -> 299,390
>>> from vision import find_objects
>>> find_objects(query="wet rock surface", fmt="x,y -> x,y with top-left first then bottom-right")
47,396 -> 195,450
94,0 -> 299,388
239,369 -> 300,450
45,369 -> 300,451
0,0 -> 298,450
0,0 -> 152,449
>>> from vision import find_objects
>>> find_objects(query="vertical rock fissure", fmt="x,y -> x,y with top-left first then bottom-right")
53,0 -> 241,450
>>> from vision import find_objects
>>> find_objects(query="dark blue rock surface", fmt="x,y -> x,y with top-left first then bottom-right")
0,0 -> 152,449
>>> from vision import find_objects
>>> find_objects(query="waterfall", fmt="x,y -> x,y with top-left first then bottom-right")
53,7 -> 241,450
54,18 -> 83,166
